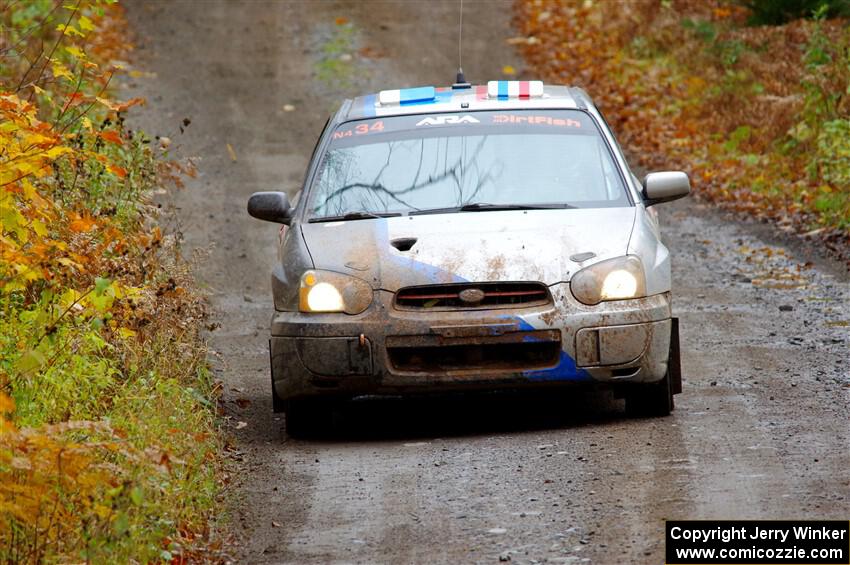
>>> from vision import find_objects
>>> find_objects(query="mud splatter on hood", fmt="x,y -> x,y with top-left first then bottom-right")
301,208 -> 636,291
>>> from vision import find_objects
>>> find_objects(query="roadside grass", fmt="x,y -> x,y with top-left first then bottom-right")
514,0 -> 850,258
1,1 -> 221,562
314,17 -> 360,92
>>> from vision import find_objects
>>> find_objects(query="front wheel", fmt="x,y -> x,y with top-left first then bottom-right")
625,368 -> 674,418
284,398 -> 334,439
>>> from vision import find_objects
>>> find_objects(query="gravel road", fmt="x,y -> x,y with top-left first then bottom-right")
125,1 -> 850,563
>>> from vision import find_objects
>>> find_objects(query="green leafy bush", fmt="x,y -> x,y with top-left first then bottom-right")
741,0 -> 850,25
816,119 -> 850,186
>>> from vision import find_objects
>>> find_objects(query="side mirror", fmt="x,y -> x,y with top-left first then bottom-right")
642,171 -> 690,207
248,191 -> 292,224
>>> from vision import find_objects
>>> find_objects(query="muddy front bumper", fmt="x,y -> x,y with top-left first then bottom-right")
269,287 -> 674,401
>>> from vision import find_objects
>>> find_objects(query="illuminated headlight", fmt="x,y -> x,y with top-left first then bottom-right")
299,270 -> 373,314
570,256 -> 646,305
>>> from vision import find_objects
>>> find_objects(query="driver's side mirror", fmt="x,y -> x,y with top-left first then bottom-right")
248,191 -> 292,224
642,171 -> 690,207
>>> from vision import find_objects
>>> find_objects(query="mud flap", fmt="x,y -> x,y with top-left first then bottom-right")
670,317 -> 682,395
269,339 -> 284,413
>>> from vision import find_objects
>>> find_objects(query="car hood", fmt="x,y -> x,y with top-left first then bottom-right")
300,208 -> 636,291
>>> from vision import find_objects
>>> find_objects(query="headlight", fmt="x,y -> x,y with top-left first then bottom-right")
570,256 -> 646,305
299,270 -> 373,314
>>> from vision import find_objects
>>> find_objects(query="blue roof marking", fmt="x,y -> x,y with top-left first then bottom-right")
434,89 -> 453,104
400,86 -> 436,104
400,88 -> 453,107
361,93 -> 376,118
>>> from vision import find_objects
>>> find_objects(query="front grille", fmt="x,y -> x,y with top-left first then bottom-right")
395,282 -> 550,310
386,330 -> 561,373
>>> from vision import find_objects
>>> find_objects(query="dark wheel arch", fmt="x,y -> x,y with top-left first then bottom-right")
625,318 -> 680,417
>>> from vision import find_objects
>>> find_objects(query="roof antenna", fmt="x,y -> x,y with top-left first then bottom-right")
452,0 -> 471,89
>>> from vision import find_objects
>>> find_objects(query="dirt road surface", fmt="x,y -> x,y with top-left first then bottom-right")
125,1 -> 850,563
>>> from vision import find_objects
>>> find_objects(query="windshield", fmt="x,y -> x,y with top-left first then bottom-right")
308,110 -> 629,220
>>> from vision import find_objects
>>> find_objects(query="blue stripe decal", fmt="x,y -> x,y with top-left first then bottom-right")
497,80 -> 509,100
524,351 -> 592,382
361,94 -> 376,118
373,219 -> 468,285
509,317 -> 592,382
400,86 -> 436,104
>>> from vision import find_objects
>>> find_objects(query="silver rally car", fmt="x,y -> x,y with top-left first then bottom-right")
248,80 -> 690,436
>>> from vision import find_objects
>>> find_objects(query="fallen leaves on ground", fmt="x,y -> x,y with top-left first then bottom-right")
514,0 -> 850,266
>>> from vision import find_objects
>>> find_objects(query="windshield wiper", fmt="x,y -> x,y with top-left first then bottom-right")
309,211 -> 403,223
459,203 -> 576,212
409,202 -> 575,216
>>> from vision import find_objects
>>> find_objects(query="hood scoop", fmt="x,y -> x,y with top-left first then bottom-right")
390,237 -> 417,252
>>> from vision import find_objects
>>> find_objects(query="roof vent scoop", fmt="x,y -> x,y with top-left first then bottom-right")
452,68 -> 471,90
570,251 -> 596,263
391,237 -> 417,252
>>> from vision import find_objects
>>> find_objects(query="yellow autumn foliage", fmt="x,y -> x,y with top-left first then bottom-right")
1,1 -> 220,561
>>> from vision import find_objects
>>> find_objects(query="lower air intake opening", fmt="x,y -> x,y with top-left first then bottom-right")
387,341 -> 560,373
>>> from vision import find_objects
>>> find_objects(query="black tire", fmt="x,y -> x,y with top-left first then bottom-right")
625,368 -> 674,418
284,398 -> 333,439
271,378 -> 285,413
